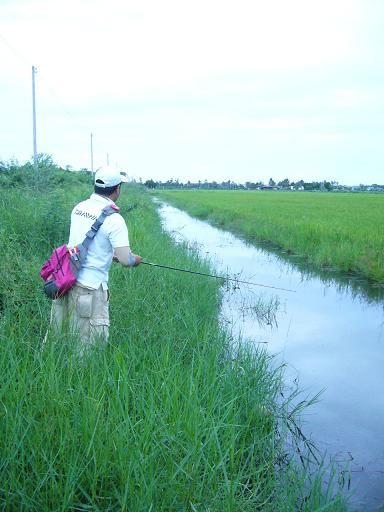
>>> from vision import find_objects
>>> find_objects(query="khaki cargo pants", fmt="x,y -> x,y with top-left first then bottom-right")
49,283 -> 109,349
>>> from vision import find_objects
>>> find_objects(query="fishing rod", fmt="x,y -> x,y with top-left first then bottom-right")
141,260 -> 296,293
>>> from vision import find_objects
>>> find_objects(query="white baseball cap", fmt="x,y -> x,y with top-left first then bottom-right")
94,166 -> 129,188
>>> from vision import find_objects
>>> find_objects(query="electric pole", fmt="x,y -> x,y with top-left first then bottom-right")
90,133 -> 94,173
32,66 -> 37,171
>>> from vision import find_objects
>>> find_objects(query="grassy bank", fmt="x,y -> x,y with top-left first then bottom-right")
0,164 -> 346,510
155,190 -> 384,285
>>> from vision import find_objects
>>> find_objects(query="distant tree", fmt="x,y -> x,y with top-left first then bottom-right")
302,181 -> 320,190
278,178 -> 290,188
324,181 -> 332,191
268,178 -> 276,186
144,179 -> 157,189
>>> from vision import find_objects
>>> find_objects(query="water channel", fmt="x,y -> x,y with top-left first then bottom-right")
156,201 -> 384,512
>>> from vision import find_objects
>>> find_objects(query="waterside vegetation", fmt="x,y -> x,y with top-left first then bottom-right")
156,189 -> 384,285
0,162 -> 347,510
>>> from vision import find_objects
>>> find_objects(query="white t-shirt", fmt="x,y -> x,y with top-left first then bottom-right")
68,194 -> 129,289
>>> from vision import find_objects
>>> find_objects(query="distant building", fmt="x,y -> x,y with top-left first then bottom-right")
260,185 -> 278,191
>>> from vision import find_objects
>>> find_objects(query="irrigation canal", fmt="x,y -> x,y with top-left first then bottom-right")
156,200 -> 384,512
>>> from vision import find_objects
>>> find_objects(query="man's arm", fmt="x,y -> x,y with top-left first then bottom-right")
114,246 -> 142,267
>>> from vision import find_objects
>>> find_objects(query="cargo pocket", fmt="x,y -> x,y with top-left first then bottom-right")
91,289 -> 110,325
90,318 -> 109,343
77,293 -> 93,318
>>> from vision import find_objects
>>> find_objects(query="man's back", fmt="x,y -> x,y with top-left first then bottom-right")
68,193 -> 129,290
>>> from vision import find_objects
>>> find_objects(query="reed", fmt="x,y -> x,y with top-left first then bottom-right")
0,166 -> 347,510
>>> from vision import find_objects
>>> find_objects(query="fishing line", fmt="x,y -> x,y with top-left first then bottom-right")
141,260 -> 296,293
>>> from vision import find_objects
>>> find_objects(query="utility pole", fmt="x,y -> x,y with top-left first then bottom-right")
90,133 -> 94,173
32,66 -> 37,171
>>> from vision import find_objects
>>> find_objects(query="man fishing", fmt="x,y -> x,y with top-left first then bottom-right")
48,165 -> 141,348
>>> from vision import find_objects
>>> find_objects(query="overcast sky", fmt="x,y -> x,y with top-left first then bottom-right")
1,0 -> 383,185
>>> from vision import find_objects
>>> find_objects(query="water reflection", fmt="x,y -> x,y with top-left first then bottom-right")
274,249 -> 384,305
156,200 -> 384,512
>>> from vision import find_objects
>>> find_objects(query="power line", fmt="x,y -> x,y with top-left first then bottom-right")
0,31 -> 86,133
0,32 -> 113,171
0,32 -> 31,66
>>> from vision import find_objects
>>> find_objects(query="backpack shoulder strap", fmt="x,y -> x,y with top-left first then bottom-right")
82,204 -> 119,250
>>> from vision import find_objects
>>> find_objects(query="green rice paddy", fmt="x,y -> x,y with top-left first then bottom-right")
156,190 -> 384,284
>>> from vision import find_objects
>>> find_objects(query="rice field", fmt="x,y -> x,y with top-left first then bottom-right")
0,164 -> 347,510
155,190 -> 384,284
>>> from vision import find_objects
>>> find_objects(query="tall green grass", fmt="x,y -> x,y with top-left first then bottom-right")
156,190 -> 384,284
0,167 -> 346,510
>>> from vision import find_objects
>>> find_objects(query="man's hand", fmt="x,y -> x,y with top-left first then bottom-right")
133,255 -> 142,266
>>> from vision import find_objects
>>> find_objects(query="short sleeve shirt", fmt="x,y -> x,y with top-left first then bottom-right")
68,194 -> 129,289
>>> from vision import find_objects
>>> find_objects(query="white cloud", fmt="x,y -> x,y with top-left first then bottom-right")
1,0 -> 383,184
1,0 -> 362,103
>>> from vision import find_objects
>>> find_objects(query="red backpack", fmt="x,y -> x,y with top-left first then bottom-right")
40,204 -> 118,299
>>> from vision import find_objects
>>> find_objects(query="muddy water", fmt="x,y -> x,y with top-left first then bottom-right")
157,201 -> 384,512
